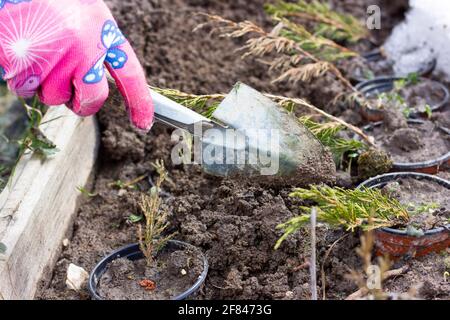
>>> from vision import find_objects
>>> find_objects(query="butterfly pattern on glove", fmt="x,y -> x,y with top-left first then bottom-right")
0,0 -> 31,9
83,20 -> 128,84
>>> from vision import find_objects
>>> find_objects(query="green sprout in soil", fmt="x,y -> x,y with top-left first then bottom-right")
129,214 -> 143,223
1,96 -> 58,191
77,186 -> 98,198
108,174 -> 148,190
424,104 -> 433,119
265,0 -> 369,44
394,72 -> 420,89
370,73 -> 421,117
138,160 -> 176,266
299,116 -> 367,166
275,185 -> 409,249
17,96 -> 58,159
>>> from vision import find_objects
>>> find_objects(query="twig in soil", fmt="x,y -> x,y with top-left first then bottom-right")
108,174 -> 148,190
345,265 -> 409,300
310,207 -> 318,300
320,233 -> 350,300
345,225 -> 407,300
293,260 -> 310,272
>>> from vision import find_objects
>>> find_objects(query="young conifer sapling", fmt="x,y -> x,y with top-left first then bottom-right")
138,160 -> 176,267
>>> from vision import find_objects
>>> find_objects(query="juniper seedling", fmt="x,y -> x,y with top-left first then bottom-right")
154,86 -> 375,146
138,160 -> 176,266
196,13 -> 356,90
265,0 -> 369,44
275,186 -> 409,249
299,116 -> 367,166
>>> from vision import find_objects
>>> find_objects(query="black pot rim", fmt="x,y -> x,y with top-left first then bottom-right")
355,76 -> 450,116
88,240 -> 209,300
353,50 -> 437,83
362,119 -> 450,170
357,172 -> 450,236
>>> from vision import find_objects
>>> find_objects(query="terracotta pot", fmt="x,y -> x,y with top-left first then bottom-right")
358,172 -> 450,258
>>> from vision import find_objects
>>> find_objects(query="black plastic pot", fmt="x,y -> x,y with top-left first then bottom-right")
358,172 -> 450,258
363,119 -> 450,174
89,240 -> 209,300
351,48 -> 437,83
355,76 -> 450,122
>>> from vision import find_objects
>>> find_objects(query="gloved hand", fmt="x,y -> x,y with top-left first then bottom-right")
0,0 -> 154,130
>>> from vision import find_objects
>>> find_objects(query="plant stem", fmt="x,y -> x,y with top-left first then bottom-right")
265,93 -> 375,146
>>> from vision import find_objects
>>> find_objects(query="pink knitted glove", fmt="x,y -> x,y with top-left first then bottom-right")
0,0 -> 154,130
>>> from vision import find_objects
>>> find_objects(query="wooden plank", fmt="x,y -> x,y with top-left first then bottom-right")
0,106 -> 99,300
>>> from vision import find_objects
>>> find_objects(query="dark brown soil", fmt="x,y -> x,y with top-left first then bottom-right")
35,0 -> 449,301
384,253 -> 449,300
97,246 -> 204,300
368,120 -> 450,163
382,177 -> 450,231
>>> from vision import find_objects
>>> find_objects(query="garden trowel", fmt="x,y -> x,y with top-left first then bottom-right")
150,83 -> 335,186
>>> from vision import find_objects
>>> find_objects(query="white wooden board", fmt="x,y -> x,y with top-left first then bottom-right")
0,106 -> 99,300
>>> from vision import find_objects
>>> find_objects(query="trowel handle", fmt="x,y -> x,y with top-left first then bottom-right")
150,89 -> 213,134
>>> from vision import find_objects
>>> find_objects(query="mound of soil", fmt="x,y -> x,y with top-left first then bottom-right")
36,0 -> 448,301
368,120 -> 450,164
97,246 -> 204,300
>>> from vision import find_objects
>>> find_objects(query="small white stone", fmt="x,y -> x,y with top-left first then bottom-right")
118,189 -> 127,197
62,239 -> 70,247
181,269 -> 187,276
66,263 -> 89,291
285,291 -> 294,299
